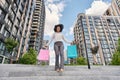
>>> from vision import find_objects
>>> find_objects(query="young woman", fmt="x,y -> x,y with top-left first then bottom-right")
46,24 -> 71,72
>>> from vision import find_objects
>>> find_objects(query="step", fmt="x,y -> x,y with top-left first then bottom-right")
0,76 -> 120,80
0,65 -> 120,71
0,64 -> 120,80
8,71 -> 120,77
0,67 -> 120,77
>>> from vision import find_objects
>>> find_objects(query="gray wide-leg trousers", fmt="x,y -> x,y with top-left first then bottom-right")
54,41 -> 64,70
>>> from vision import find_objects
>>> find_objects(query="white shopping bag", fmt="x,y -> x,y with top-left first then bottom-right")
49,50 -> 55,66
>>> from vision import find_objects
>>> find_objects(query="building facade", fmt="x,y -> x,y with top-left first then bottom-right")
42,40 -> 49,48
29,0 -> 45,53
104,0 -> 120,16
0,0 -> 35,63
74,13 -> 120,65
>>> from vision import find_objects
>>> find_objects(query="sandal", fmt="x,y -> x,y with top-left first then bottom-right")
60,69 -> 64,72
56,69 -> 59,72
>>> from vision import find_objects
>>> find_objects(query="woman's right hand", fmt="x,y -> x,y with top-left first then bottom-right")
44,46 -> 48,49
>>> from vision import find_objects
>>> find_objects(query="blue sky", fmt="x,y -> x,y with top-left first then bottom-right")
60,0 -> 95,41
44,0 -> 111,49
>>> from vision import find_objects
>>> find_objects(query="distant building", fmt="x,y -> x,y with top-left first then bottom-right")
29,0 -> 45,53
42,40 -> 49,49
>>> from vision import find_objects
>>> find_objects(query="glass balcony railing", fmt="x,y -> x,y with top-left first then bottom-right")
0,33 -> 5,42
6,0 -> 12,4
0,5 -> 9,13
0,15 -> 5,24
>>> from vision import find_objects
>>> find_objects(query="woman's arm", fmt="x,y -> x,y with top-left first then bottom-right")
62,34 -> 71,44
46,33 -> 55,46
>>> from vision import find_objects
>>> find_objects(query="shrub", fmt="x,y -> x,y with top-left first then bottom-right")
76,56 -> 87,65
111,51 -> 120,65
19,48 -> 37,65
111,37 -> 120,65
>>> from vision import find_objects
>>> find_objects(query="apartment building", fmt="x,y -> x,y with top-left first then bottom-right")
29,0 -> 45,53
74,13 -> 120,65
104,0 -> 120,16
0,0 -> 35,63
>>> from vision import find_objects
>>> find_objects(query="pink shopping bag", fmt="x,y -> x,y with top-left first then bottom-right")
37,49 -> 49,61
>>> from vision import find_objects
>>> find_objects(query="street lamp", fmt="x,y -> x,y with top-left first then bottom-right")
84,40 -> 91,69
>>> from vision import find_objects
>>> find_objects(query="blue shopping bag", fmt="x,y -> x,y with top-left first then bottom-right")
67,45 -> 78,58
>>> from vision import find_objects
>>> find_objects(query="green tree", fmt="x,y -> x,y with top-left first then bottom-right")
5,37 -> 18,52
19,48 -> 37,65
111,38 -> 120,65
4,37 -> 19,63
76,56 -> 87,65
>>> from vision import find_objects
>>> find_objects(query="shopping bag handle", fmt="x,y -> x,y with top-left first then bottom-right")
71,41 -> 79,45
42,46 -> 49,50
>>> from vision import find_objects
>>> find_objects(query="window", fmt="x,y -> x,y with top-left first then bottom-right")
87,48 -> 91,52
110,45 -> 114,48
84,31 -> 89,36
12,27 -> 17,36
0,41 -> 3,50
101,44 -> 109,48
85,36 -> 90,39
10,11 -> 15,20
86,44 -> 91,48
86,39 -> 90,43
0,1 -> 9,9
84,28 -> 88,32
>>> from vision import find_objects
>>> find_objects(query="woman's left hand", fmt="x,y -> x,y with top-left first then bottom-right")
75,41 -> 79,44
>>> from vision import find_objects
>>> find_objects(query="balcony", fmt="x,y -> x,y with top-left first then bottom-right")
25,29 -> 28,32
11,4 -> 16,13
18,26 -> 22,31
4,23 -> 9,30
21,2 -> 25,8
8,13 -> 13,22
32,24 -> 38,28
30,35 -> 36,39
0,15 -> 5,25
14,0 -> 19,6
31,31 -> 37,35
0,5 -> 9,13
30,38 -> 36,42
6,0 -> 12,4
23,35 -> 26,39
0,33 -> 5,42
19,7 -> 24,14
29,42 -> 35,46
31,28 -> 39,31
15,25 -> 19,30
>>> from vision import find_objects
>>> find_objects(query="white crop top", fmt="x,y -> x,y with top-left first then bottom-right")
47,32 -> 71,46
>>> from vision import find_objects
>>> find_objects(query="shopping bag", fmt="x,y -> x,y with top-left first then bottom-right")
67,45 -> 78,58
37,49 -> 49,61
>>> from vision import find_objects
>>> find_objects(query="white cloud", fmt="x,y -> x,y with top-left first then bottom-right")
44,0 -> 66,36
85,0 -> 110,15
47,0 -> 53,3
69,26 -> 74,35
68,19 -> 77,36
68,0 -> 110,37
